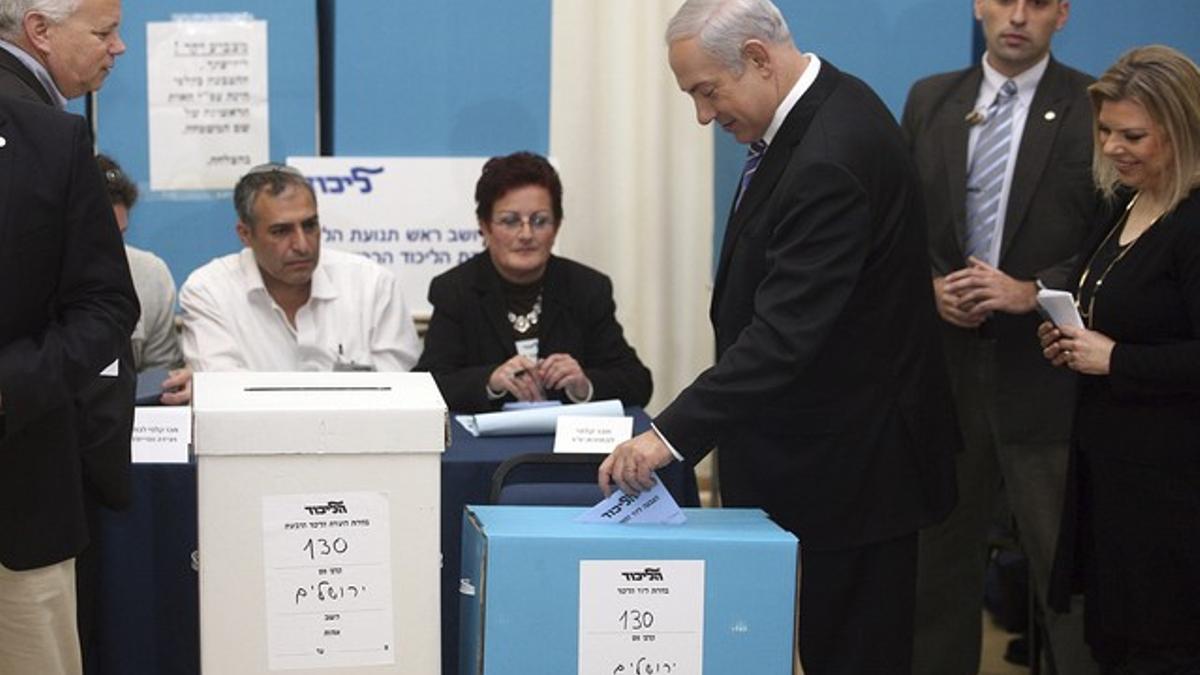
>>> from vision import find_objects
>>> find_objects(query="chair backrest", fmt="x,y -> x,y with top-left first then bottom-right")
489,452 -> 609,506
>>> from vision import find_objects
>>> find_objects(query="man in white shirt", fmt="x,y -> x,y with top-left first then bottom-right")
180,163 -> 420,372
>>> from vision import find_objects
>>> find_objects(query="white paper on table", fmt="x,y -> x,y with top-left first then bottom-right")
455,398 -> 624,437
575,474 -> 686,525
261,491 -> 395,671
1037,289 -> 1084,328
553,415 -> 633,454
131,406 -> 191,463
578,559 -> 705,675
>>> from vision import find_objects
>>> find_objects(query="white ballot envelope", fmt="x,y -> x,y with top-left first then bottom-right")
1036,289 -> 1084,328
575,474 -> 686,525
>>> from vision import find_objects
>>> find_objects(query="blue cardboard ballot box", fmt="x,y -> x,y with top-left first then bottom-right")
459,506 -> 798,674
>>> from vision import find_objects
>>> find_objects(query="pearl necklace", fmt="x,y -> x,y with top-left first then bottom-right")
507,294 -> 542,334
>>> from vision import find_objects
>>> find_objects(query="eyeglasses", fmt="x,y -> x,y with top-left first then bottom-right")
492,211 -> 556,231
245,162 -> 304,178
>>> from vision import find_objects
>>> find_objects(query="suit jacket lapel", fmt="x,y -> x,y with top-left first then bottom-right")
940,68 -> 982,259
1001,58 -> 1072,259
713,61 -> 841,298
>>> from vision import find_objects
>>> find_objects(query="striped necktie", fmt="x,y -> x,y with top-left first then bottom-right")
734,140 -> 768,211
964,79 -> 1018,262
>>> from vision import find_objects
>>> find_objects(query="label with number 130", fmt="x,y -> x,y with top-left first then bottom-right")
578,560 -> 705,675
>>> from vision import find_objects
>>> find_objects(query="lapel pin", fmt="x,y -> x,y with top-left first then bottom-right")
965,110 -> 986,126
0,135 -> 6,148
1044,110 -> 1057,121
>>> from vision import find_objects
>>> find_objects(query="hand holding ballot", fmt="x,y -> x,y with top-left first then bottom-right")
576,474 -> 686,525
599,430 -> 675,497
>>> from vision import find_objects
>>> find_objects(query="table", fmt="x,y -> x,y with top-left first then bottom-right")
90,408 -> 698,675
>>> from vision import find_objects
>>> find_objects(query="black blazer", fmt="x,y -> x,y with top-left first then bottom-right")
0,95 -> 139,569
0,50 -> 138,511
0,47 -> 55,105
655,62 -> 961,551
902,57 -> 1102,443
416,253 -> 652,413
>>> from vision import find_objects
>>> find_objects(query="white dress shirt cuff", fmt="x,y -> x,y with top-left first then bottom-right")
650,422 -> 685,462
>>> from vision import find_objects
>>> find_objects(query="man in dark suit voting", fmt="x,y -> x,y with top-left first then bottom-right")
0,95 -> 137,673
902,1 -> 1100,672
600,1 -> 960,672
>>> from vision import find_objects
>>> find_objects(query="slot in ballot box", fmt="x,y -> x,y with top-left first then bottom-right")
459,505 -> 798,674
193,372 -> 446,674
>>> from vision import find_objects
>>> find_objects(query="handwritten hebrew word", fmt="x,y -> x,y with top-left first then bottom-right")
293,580 -> 365,606
611,657 -> 677,674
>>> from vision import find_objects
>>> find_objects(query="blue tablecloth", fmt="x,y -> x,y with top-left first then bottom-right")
90,407 -> 698,675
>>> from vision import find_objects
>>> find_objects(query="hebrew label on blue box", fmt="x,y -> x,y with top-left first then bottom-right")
578,560 -> 705,675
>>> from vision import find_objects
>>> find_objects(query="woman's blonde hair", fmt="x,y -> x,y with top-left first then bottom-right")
1089,45 -> 1200,212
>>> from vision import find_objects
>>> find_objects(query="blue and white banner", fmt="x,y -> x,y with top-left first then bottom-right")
288,156 -> 489,317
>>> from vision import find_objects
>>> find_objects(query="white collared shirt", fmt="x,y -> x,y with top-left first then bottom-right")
967,52 -> 1049,266
0,39 -> 68,109
762,53 -> 822,146
179,247 -> 420,372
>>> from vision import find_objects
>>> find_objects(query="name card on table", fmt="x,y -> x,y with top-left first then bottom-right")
131,406 -> 191,463
553,415 -> 633,455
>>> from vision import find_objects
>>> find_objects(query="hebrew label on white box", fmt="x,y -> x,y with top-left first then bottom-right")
261,491 -> 395,671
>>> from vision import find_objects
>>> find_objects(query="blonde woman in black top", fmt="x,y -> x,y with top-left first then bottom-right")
1039,45 -> 1200,673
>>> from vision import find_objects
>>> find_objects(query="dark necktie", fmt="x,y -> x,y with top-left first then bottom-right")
734,140 -> 768,211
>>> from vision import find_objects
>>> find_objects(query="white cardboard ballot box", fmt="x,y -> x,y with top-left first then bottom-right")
193,372 -> 446,674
